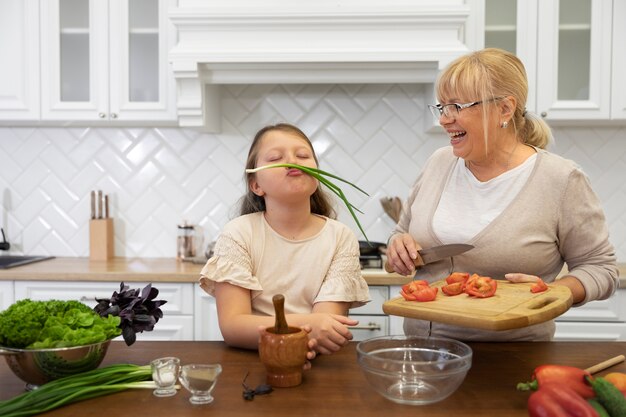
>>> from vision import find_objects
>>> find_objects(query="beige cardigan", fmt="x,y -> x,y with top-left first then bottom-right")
391,146 -> 619,341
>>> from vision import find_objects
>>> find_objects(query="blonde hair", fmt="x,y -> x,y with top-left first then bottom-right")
435,48 -> 552,149
239,123 -> 336,218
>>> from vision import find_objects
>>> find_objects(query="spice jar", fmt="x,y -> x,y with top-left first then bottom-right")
177,221 -> 196,260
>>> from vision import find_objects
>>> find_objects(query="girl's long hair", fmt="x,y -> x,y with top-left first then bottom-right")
238,123 -> 336,218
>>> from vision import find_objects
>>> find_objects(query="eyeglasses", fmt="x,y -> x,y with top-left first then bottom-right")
428,97 -> 504,119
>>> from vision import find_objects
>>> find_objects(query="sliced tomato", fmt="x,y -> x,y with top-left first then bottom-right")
400,281 -> 438,302
530,278 -> 548,293
445,272 -> 470,285
442,281 -> 465,296
465,276 -> 498,298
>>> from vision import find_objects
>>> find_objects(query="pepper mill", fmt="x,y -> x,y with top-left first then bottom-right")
258,294 -> 309,388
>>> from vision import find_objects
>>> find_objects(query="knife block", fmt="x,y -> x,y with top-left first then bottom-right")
90,218 -> 114,260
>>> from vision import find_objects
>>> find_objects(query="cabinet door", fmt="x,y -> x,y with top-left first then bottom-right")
0,281 -> 14,310
535,0 -> 612,120
194,287 -> 223,341
484,0 -> 538,114
0,0 -> 40,120
611,0 -> 626,119
108,0 -> 176,121
40,0 -> 109,120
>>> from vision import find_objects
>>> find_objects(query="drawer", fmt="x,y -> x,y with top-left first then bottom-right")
133,315 -> 194,341
14,281 -> 193,315
556,290 -> 626,322
350,285 -> 388,315
555,322 -> 626,341
348,315 -> 388,341
0,281 -> 14,310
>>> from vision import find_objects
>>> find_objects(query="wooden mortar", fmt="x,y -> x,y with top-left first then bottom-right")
258,294 -> 309,388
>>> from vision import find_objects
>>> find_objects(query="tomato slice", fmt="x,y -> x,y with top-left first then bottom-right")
445,272 -> 470,285
465,276 -> 498,298
442,281 -> 465,296
530,278 -> 548,293
400,281 -> 438,302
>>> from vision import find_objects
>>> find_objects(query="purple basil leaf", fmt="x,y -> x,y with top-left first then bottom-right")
122,326 -> 136,346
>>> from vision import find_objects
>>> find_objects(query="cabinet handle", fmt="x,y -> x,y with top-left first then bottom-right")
98,112 -> 106,119
348,322 -> 382,331
540,111 -> 547,118
79,296 -> 94,302
110,113 -> 118,119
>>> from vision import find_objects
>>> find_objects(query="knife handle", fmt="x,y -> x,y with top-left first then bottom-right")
97,190 -> 103,219
90,191 -> 96,220
104,195 -> 109,218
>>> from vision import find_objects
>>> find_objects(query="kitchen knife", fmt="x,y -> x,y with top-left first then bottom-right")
384,243 -> 474,273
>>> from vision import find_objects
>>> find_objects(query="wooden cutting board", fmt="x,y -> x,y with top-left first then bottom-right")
382,280 -> 573,331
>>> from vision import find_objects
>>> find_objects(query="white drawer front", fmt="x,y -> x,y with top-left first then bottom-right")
350,285 -> 388,315
556,290 -> 626,322
348,315 -> 389,341
14,281 -> 193,315
0,281 -> 14,310
555,322 -> 626,341
132,315 -> 194,341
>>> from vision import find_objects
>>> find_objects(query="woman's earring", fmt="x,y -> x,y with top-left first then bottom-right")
501,121 -> 509,128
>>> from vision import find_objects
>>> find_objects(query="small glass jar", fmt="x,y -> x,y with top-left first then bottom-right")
177,221 -> 196,260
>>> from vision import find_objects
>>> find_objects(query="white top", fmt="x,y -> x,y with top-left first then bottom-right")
199,212 -> 370,316
433,154 -> 537,244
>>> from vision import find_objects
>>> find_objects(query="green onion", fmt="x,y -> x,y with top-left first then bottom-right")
0,364 -> 155,417
246,163 -> 370,242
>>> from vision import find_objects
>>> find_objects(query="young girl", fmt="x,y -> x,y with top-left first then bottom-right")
199,123 -> 370,356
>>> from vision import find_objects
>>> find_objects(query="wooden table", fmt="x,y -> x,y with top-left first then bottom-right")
1,341 -> 625,416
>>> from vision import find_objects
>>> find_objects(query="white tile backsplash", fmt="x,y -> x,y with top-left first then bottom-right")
1,84 -> 625,261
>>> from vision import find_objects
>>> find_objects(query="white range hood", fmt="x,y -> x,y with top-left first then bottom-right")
168,0 -> 478,131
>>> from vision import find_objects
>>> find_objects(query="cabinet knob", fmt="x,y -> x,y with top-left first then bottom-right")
541,112 -> 547,118
98,113 -> 106,119
347,322 -> 382,331
110,113 -> 118,119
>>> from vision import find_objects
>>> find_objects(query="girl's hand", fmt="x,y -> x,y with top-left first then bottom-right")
504,273 -> 542,283
304,314 -> 358,355
385,233 -> 423,276
301,324 -> 317,370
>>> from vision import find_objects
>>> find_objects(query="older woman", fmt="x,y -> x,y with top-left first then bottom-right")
386,48 -> 618,341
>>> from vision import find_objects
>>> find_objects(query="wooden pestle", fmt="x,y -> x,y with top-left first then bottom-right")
272,294 -> 291,334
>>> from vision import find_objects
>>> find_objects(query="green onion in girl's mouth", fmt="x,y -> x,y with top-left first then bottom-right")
246,163 -> 370,242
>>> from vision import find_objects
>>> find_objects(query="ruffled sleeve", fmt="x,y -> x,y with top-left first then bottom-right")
199,232 -> 263,296
314,230 -> 370,309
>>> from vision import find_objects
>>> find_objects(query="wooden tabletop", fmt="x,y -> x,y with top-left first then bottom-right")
2,340 -> 625,416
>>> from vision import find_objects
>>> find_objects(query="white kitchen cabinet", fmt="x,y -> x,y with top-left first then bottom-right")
611,0 -> 626,119
193,287 -> 223,341
349,285 -> 404,340
13,280 -> 194,341
483,0 -> 621,122
554,288 -> 626,341
0,281 -> 14,311
0,0 -> 40,120
39,0 -> 176,123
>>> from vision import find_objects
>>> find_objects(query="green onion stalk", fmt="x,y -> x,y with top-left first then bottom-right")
246,163 -> 370,242
0,364 -> 157,417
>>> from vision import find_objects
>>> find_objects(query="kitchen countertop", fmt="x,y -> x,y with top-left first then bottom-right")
2,340 -> 625,416
0,257 -> 412,286
0,257 -> 624,287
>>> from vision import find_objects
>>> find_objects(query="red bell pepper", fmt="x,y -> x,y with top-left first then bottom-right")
517,365 -> 595,399
464,275 -> 497,298
531,278 -> 549,293
445,272 -> 470,285
400,280 -> 438,302
442,281 -> 465,296
528,384 -> 599,417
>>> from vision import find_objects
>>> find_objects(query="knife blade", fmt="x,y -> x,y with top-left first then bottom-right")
384,243 -> 474,273
418,243 -> 474,264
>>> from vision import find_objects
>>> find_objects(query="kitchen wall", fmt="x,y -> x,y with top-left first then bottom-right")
1,83 -> 625,260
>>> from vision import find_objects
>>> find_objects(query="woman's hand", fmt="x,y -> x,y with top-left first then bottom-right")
504,272 -> 542,283
385,233 -> 423,276
300,325 -> 317,370
303,314 -> 358,355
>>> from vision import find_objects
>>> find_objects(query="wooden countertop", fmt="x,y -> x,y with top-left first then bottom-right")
2,340 -> 625,416
0,257 -> 623,287
0,257 -> 411,286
